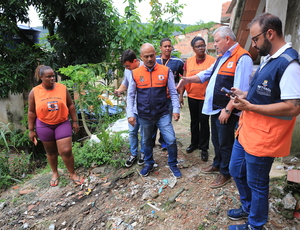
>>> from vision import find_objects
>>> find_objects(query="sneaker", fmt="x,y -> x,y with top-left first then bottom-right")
227,207 -> 249,220
137,152 -> 145,166
125,155 -> 136,168
140,165 -> 154,177
161,143 -> 168,151
228,222 -> 254,230
169,165 -> 182,178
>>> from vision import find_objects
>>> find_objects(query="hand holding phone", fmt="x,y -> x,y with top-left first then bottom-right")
221,87 -> 236,98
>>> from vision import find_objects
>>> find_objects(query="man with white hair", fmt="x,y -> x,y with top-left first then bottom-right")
177,26 -> 253,188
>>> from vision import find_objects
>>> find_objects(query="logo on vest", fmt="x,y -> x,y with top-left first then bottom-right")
256,80 -> 271,97
139,76 -> 145,82
227,62 -> 234,68
158,75 -> 165,80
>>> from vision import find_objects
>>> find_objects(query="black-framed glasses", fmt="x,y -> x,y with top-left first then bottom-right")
251,31 -> 267,43
193,45 -> 206,49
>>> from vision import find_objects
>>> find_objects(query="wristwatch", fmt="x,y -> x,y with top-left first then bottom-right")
225,109 -> 232,114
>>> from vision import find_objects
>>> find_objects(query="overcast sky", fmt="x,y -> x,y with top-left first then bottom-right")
112,0 -> 229,24
26,0 -> 229,27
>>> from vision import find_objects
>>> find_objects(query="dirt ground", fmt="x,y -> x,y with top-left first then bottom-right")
0,98 -> 300,230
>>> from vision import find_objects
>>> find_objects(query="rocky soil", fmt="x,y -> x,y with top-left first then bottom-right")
1,99 -> 300,230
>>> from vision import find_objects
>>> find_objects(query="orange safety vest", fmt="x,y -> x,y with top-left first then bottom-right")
212,44 -> 250,110
237,111 -> 296,157
184,55 -> 216,100
132,64 -> 170,119
34,83 -> 69,125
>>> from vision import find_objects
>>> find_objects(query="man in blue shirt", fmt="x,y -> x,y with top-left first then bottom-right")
177,26 -> 253,189
153,38 -> 184,150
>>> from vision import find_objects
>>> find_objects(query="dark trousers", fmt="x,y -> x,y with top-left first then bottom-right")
187,97 -> 210,151
211,112 -> 239,176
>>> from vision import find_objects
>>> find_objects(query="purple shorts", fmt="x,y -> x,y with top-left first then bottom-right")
36,119 -> 72,142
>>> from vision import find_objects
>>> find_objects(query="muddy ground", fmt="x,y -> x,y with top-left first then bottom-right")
0,98 -> 300,230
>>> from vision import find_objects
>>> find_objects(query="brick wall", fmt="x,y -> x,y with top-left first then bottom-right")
174,24 -> 224,60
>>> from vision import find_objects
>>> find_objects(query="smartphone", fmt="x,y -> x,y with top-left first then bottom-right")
221,87 -> 236,97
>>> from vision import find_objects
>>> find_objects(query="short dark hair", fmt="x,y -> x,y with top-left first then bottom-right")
121,49 -> 137,64
248,13 -> 283,37
190,36 -> 205,47
160,38 -> 171,46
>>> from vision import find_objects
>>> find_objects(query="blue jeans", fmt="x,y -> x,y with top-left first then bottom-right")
140,114 -> 178,166
152,98 -> 173,146
128,113 -> 143,156
229,139 -> 274,229
211,112 -> 239,176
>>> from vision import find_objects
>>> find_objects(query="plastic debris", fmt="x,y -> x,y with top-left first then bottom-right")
158,179 -> 169,193
49,223 -> 55,230
147,201 -> 161,211
90,134 -> 100,144
85,188 -> 92,195
290,157 -> 299,162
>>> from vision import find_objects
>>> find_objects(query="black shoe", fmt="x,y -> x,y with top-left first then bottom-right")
201,150 -> 208,162
125,155 -> 136,168
137,152 -> 145,166
186,145 -> 197,153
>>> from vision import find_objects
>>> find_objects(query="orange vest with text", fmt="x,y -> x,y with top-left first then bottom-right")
34,83 -> 69,125
184,55 -> 216,100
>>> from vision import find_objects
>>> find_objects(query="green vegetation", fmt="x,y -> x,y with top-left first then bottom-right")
184,20 -> 217,34
59,63 -> 114,137
0,0 -> 187,189
72,131 -> 127,169
0,150 -> 33,189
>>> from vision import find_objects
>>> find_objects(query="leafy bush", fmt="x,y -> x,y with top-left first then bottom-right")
9,150 -> 34,179
0,122 -> 12,151
73,131 -> 127,169
0,148 -> 34,189
0,153 -> 12,189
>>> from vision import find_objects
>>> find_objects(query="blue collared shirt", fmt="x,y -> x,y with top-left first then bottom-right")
126,63 -> 180,118
196,43 -> 253,115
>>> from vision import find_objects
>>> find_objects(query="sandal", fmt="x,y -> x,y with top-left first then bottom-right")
50,177 -> 60,187
70,175 -> 84,186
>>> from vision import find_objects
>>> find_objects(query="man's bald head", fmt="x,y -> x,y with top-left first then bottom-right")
140,43 -> 156,69
140,43 -> 155,55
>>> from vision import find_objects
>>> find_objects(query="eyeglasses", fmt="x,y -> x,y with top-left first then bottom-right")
193,45 -> 206,49
45,75 -> 56,79
251,31 -> 267,43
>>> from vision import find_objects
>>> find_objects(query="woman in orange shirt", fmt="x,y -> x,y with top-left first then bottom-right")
28,65 -> 83,187
179,36 -> 216,161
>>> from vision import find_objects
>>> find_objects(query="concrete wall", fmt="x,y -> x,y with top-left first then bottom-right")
0,93 -> 25,131
284,0 -> 300,54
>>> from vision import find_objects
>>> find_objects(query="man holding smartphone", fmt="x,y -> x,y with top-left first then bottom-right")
228,13 -> 300,230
